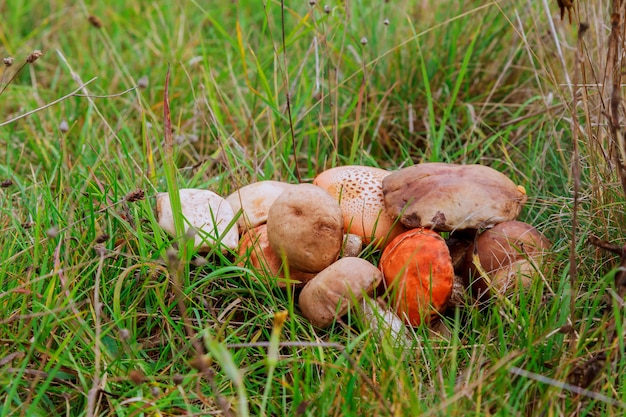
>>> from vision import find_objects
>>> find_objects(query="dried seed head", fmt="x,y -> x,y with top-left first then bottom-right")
166,248 -> 178,265
93,243 -> 107,257
189,355 -> 211,371
308,0 -> 316,5
26,50 -> 43,64
46,226 -> 59,238
184,227 -> 197,240
125,188 -> 145,202
360,37 -> 368,45
137,75 -> 149,89
172,373 -> 184,385
59,119 -> 69,133
150,386 -> 161,397
88,15 -> 103,29
296,401 -> 311,415
3,57 -> 14,67
95,234 -> 110,244
128,369 -> 145,385
191,256 -> 208,267
567,352 -> 607,389
119,328 -> 131,340
324,5 -> 331,13
22,221 -> 35,229
383,18 -> 390,26
578,22 -> 590,36
1,179 -> 13,188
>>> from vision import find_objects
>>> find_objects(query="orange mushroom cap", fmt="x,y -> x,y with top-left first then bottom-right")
380,228 -> 454,326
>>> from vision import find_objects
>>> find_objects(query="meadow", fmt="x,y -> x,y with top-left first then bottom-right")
1,0 -> 625,415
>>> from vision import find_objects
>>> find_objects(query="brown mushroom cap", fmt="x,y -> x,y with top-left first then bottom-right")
314,165 -> 406,246
380,228 -> 454,326
382,163 -> 527,231
238,224 -> 316,288
464,220 -> 551,298
266,184 -> 343,273
226,181 -> 294,232
299,257 -> 383,328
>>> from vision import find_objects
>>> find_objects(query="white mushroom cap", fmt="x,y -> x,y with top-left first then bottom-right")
226,181 -> 294,232
156,189 -> 239,252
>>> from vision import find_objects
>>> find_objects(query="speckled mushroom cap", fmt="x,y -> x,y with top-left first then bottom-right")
382,163 -> 527,232
156,189 -> 239,252
313,165 -> 405,246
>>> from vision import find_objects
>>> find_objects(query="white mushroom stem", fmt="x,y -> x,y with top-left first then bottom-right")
359,297 -> 412,347
342,234 -> 363,258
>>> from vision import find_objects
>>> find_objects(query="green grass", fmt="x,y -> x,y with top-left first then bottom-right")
1,0 -> 625,415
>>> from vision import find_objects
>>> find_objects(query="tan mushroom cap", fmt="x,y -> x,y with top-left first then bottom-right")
266,183 -> 343,273
156,189 -> 239,252
299,257 -> 383,328
314,165 -> 406,246
238,224 -> 316,288
382,163 -> 528,232
226,181 -> 294,232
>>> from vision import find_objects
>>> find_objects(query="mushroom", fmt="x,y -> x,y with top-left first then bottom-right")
382,163 -> 527,232
156,189 -> 239,252
226,181 -> 294,232
359,297 -> 412,346
238,224 -> 316,288
446,231 -> 477,273
342,233 -> 363,258
445,232 -> 476,307
266,184 -> 343,273
379,228 -> 454,326
464,220 -> 551,298
299,257 -> 383,328
314,165 -> 406,247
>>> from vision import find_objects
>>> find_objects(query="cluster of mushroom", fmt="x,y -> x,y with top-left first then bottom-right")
156,163 -> 551,333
